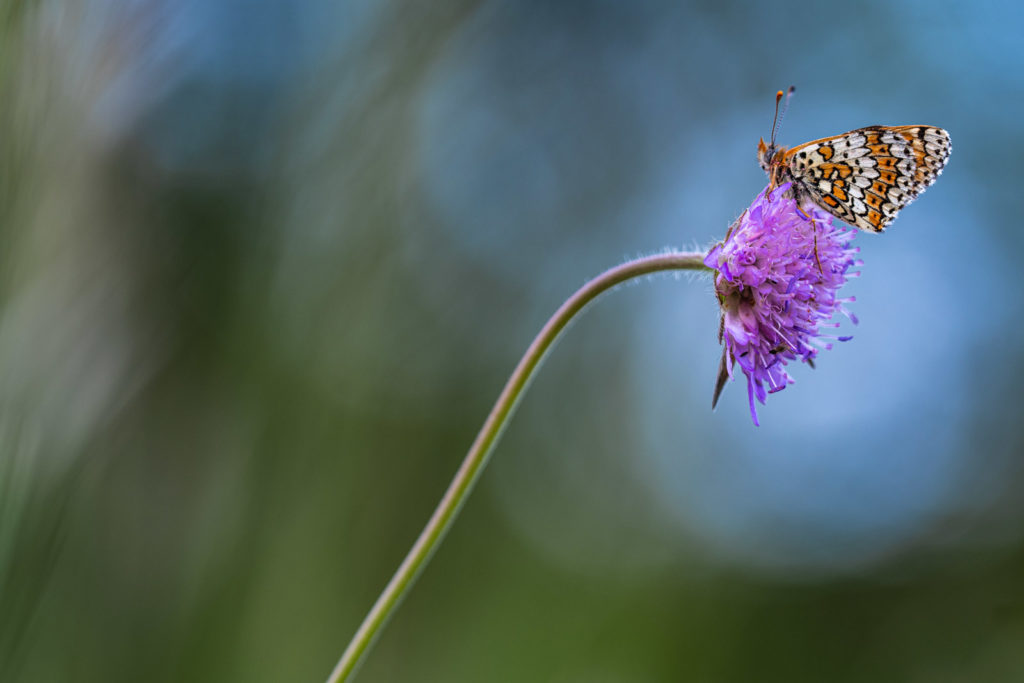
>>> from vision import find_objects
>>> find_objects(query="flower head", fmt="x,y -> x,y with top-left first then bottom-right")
704,183 -> 860,425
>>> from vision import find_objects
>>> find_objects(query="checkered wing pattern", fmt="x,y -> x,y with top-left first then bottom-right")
783,126 -> 951,232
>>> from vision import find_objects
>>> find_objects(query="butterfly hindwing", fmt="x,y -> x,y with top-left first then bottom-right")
783,126 -> 951,233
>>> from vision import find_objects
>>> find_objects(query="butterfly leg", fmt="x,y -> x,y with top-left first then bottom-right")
813,229 -> 823,274
794,205 -> 825,273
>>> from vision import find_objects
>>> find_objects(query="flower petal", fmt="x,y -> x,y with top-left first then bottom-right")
708,185 -> 859,424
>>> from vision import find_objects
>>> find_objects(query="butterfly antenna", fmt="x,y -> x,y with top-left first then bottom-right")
769,85 -> 796,146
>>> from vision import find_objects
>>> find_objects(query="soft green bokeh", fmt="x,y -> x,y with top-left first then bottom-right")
2,2 -> 1024,682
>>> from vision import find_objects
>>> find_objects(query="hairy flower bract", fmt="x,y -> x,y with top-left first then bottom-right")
704,183 -> 860,425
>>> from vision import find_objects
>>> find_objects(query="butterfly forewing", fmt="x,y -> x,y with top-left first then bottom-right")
781,125 -> 951,232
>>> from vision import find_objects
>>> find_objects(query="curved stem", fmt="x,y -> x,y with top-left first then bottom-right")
327,251 -> 711,682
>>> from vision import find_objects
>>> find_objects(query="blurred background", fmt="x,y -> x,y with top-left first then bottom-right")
2,0 -> 1024,681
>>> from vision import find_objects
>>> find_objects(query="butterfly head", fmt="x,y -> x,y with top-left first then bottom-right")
757,138 -> 787,186
757,138 -> 777,172
758,87 -> 795,186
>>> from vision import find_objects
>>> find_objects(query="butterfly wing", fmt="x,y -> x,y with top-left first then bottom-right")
888,125 -> 952,188
784,126 -> 951,232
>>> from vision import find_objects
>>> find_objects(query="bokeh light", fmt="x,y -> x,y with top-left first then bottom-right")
3,1 -> 1024,681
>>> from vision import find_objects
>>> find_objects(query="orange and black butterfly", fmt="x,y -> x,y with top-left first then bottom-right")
757,87 -> 951,233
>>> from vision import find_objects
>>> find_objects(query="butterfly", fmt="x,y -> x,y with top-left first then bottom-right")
757,87 -> 951,233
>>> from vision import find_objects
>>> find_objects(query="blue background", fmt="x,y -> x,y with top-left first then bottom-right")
2,0 -> 1023,681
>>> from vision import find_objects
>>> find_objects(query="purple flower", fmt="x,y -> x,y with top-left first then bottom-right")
704,183 -> 860,425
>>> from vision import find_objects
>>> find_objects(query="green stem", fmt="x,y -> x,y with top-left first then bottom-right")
327,251 -> 711,682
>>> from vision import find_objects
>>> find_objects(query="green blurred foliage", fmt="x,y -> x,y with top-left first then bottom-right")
2,1 -> 1024,682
